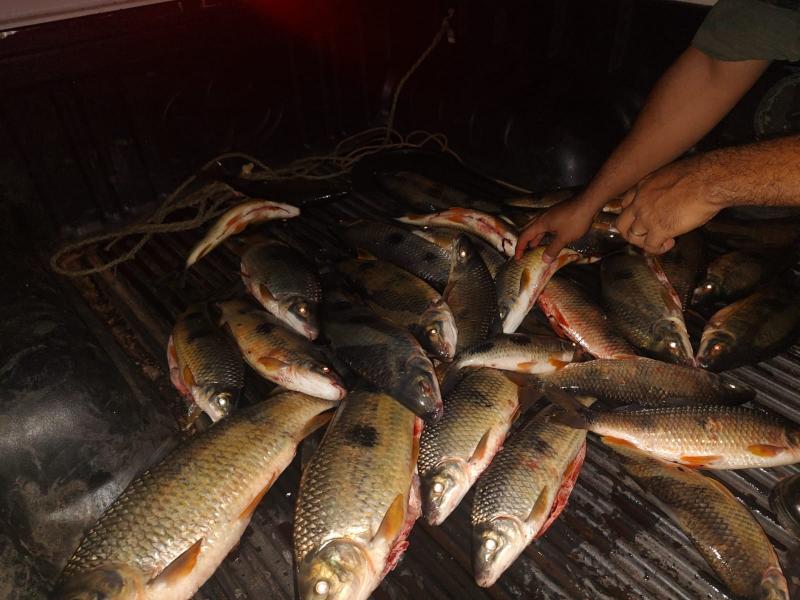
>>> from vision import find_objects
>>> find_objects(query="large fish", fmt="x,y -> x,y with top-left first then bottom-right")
218,299 -> 345,401
696,285 -> 800,371
538,357 -> 754,407
336,258 -> 457,361
770,473 -> 800,538
445,235 -> 499,355
54,391 -> 335,600
376,171 -> 503,214
496,247 -> 583,334
340,220 -> 450,291
323,296 -> 442,421
241,240 -> 322,340
396,208 -> 518,257
703,215 -> 800,250
601,248 -> 694,366
418,368 -> 521,525
167,305 -> 245,423
609,443 -> 789,600
186,200 -> 299,268
550,390 -> 800,469
503,188 -> 623,214
471,403 -> 589,588
657,230 -> 704,310
537,275 -> 636,359
293,390 -> 420,600
692,250 -> 786,308
411,227 -> 505,279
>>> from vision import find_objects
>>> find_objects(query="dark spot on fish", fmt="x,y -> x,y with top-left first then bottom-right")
423,252 -> 436,263
187,328 -> 216,344
530,437 -> 553,456
612,269 -> 634,280
345,314 -> 379,326
256,322 -> 275,336
472,390 -> 495,409
387,232 -> 405,245
358,262 -> 374,272
508,334 -> 532,346
346,423 -> 380,447
238,306 -> 252,315
469,341 -> 495,354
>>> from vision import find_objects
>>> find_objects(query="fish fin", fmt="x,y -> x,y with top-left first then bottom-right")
258,283 -> 275,303
411,430 -> 421,465
502,371 -> 539,388
516,383 -> 544,414
239,473 -> 277,520
518,268 -> 532,295
535,441 -> 587,539
679,455 -> 721,467
526,487 -> 551,529
257,357 -> 288,372
151,538 -> 203,586
373,494 -> 406,544
547,358 -> 570,370
471,429 -> 495,464
182,366 -> 195,388
747,444 -> 786,457
167,336 -> 178,364
356,248 -> 377,260
545,386 -> 590,429
441,278 -> 457,302
299,411 -> 334,440
601,436 -> 638,449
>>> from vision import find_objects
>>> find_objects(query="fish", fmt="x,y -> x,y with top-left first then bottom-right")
240,240 -> 322,340
550,390 -> 800,469
54,391 -> 335,600
293,390 -> 420,600
770,473 -> 800,538
376,171 -> 503,214
503,188 -> 623,214
444,235 -> 499,354
336,258 -> 457,361
185,200 -> 300,268
339,220 -> 451,291
167,304 -> 245,423
411,227 -> 506,279
537,357 -> 755,407
217,299 -> 345,401
692,250 -> 789,308
323,296 -> 442,421
696,285 -> 800,371
657,230 -> 704,310
506,211 -> 624,257
418,368 -> 521,525
449,333 -> 576,375
702,215 -> 800,250
396,208 -> 518,257
537,275 -> 636,359
471,403 -> 589,587
601,248 -> 694,366
609,443 -> 789,600
496,247 -> 583,334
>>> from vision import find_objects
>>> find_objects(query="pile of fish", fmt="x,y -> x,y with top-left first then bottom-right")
54,168 -> 800,600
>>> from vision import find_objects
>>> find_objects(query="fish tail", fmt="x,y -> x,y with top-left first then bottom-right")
544,385 -> 591,429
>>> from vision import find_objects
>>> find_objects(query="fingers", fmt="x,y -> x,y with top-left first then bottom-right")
515,219 -> 544,259
642,235 -> 674,255
614,208 -> 636,239
542,237 -> 567,264
620,187 -> 637,209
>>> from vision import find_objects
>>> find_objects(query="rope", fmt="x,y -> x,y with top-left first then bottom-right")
50,8 -> 458,277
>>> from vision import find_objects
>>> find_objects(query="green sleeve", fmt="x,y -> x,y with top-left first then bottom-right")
693,0 -> 800,61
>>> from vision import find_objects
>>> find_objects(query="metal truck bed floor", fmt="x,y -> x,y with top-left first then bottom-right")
68,191 -> 800,600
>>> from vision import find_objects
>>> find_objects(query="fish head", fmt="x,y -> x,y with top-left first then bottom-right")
420,302 -> 458,361
421,459 -> 468,525
716,374 -> 755,404
194,385 -> 239,422
450,234 -> 476,267
294,360 -> 347,402
53,565 -> 144,600
650,318 -> 694,366
284,297 -> 320,340
472,517 -> 526,588
298,539 -> 373,600
691,276 -> 721,307
696,329 -> 736,371
760,565 -> 790,600
398,356 -> 443,422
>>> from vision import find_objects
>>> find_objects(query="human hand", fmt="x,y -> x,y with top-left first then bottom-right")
615,158 -> 723,254
514,195 -> 597,262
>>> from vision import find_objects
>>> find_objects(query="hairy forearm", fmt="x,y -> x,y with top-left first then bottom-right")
699,135 -> 800,207
582,47 -> 769,209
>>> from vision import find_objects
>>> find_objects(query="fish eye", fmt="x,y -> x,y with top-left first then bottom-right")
459,249 -> 467,259
668,341 -> 678,349
712,343 -> 723,352
314,579 -> 330,596
484,537 -> 499,552
705,283 -> 713,290
427,328 -> 438,337
321,366 -> 331,374
218,396 -> 227,406
297,304 -> 308,316
432,481 -> 445,494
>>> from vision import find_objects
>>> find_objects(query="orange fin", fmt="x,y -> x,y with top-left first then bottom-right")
679,455 -> 721,467
601,436 -> 637,449
356,248 -> 377,260
239,473 -> 277,520
182,366 -> 195,388
519,268 -> 532,295
526,486 -> 550,526
747,444 -> 786,457
167,336 -> 178,363
300,411 -> 334,440
471,429 -> 495,464
548,358 -> 570,370
151,538 -> 203,586
373,494 -> 406,544
516,361 -> 538,371
258,357 -> 288,372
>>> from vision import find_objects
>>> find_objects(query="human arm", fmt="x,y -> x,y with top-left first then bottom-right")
615,134 -> 800,253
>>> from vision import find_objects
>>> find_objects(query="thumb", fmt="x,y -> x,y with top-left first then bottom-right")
515,223 -> 544,260
542,237 -> 567,264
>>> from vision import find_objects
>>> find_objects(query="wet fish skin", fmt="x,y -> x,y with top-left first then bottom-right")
601,249 -> 694,366
702,216 -> 800,250
186,200 -> 300,268
418,368 -> 520,525
452,333 -> 576,374
658,230 -> 704,311
167,304 -> 245,422
472,404 -> 588,587
294,390 -> 420,600
692,250 -> 773,307
336,258 -> 457,361
537,275 -> 636,359
55,391 -> 335,600
376,171 -> 502,214
696,285 -> 800,371
444,235 -> 499,355
340,220 -> 450,291
323,298 -> 442,421
218,299 -> 345,401
496,247 -> 582,334
538,357 -> 754,407
551,393 -> 800,469
241,241 -> 322,340
397,208 -> 518,257
609,443 -> 789,600
411,227 -> 505,279
770,473 -> 800,538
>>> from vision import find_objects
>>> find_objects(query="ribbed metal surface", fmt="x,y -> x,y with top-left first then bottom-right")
77,190 -> 800,599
